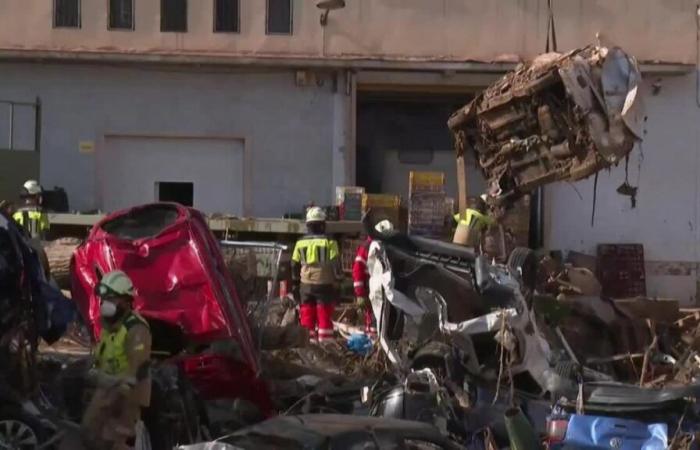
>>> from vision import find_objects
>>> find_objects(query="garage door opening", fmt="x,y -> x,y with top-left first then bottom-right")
157,181 -> 193,206
355,91 -> 485,203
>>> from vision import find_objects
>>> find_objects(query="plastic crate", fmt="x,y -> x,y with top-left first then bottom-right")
341,238 -> 364,273
409,171 -> 445,196
362,194 -> 401,210
335,186 -> 365,205
409,192 -> 448,238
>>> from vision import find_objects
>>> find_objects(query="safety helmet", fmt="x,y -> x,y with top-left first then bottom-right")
306,206 -> 327,223
96,270 -> 135,299
21,180 -> 42,196
374,219 -> 394,234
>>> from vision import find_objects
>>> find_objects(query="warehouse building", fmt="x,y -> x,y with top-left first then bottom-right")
0,0 -> 699,301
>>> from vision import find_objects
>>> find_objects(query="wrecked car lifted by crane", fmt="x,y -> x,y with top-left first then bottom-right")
448,46 -> 644,205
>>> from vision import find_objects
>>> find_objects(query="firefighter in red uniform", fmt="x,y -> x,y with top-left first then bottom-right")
352,219 -> 394,339
292,207 -> 342,343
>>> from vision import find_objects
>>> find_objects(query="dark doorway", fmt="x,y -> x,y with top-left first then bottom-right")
157,182 -> 193,206
355,91 -> 482,202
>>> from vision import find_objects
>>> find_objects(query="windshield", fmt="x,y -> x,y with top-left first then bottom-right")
101,204 -> 180,240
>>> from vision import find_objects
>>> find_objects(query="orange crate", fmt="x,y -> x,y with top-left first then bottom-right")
409,171 -> 445,195
362,194 -> 401,210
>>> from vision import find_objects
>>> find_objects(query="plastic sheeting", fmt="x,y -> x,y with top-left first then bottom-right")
560,414 -> 667,450
71,203 -> 258,373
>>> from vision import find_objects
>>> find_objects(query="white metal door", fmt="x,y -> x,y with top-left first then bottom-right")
101,136 -> 244,215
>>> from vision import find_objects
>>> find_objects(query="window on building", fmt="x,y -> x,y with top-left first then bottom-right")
161,0 -> 187,32
109,0 -> 134,30
266,0 -> 292,35
54,0 -> 81,28
214,0 -> 240,32
156,182 -> 194,207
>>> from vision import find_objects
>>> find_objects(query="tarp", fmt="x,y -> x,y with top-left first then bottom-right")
561,414 -> 667,450
71,203 -> 258,373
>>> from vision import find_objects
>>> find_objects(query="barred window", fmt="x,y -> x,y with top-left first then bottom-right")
266,0 -> 292,35
109,0 -> 134,30
161,0 -> 187,32
54,0 -> 80,28
215,0 -> 240,33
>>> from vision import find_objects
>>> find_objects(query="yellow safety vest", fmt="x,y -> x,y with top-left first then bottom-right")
95,312 -> 149,376
454,209 -> 494,229
292,236 -> 340,264
292,235 -> 341,285
13,209 -> 50,238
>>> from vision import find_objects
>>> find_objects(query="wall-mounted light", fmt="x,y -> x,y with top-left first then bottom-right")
317,0 -> 345,26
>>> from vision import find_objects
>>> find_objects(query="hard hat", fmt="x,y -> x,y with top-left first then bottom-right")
96,270 -> 135,299
306,206 -> 327,223
374,219 -> 394,234
22,180 -> 42,196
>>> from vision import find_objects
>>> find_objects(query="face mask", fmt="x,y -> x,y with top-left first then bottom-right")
100,300 -> 117,318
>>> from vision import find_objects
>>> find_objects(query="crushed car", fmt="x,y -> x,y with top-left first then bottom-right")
360,216 -> 700,446
177,414 -> 464,450
67,203 -> 274,447
448,45 -> 644,207
0,210 -> 74,449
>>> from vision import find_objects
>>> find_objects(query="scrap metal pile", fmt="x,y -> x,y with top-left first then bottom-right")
448,45 -> 644,207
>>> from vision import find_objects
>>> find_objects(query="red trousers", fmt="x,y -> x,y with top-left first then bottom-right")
298,284 -> 336,342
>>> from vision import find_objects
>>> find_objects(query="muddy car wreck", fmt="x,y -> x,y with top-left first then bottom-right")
448,45 -> 644,205
361,218 -> 700,447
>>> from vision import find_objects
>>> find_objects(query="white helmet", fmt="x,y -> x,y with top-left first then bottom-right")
374,219 -> 394,234
22,179 -> 42,196
306,206 -> 327,223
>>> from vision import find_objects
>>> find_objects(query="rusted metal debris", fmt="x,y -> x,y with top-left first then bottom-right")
449,45 -> 644,206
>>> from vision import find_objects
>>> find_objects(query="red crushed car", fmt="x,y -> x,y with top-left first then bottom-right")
71,203 -> 272,413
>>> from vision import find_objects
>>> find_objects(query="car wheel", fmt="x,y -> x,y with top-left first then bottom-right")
0,412 -> 44,450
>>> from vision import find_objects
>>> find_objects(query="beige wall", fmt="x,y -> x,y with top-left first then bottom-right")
0,0 -> 695,65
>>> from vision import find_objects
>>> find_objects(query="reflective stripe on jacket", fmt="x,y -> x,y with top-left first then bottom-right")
291,235 -> 341,286
96,312 -> 150,376
13,208 -> 50,239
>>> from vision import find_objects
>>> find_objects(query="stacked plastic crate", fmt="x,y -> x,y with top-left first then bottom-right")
336,187 -> 365,221
408,171 -> 448,238
362,193 -> 401,227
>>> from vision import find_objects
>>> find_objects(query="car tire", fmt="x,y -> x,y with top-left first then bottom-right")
0,409 -> 48,450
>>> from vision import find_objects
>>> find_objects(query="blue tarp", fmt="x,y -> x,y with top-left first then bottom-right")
559,414 -> 667,450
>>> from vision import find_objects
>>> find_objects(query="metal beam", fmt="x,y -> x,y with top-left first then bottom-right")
0,49 -> 692,75
49,213 -> 363,235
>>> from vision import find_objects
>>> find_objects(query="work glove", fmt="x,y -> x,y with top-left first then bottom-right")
356,296 -> 368,308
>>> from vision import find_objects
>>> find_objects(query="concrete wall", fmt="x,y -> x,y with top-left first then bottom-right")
0,0 -> 695,64
0,62 -> 344,216
545,74 -> 700,304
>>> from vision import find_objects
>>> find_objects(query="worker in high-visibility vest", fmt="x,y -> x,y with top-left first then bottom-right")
291,207 -> 342,343
81,270 -> 152,450
453,196 -> 495,248
12,180 -> 49,240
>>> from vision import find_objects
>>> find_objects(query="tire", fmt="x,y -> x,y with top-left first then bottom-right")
507,247 -> 537,290
0,409 -> 48,450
